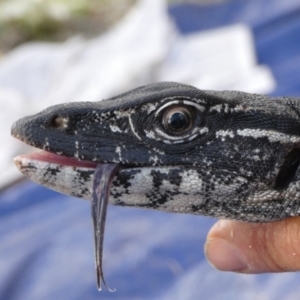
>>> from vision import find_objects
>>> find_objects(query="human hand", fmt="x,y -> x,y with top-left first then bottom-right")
205,218 -> 300,273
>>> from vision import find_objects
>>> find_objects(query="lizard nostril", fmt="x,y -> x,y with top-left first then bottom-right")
50,116 -> 68,129
275,148 -> 300,190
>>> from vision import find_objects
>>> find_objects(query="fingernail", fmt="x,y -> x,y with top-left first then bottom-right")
205,238 -> 248,271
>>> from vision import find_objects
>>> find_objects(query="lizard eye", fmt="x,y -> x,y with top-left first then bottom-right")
163,106 -> 193,135
148,99 -> 206,144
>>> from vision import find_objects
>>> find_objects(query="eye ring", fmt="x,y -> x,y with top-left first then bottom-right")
163,106 -> 194,135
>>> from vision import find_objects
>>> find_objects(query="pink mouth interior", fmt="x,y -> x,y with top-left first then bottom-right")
20,151 -> 99,168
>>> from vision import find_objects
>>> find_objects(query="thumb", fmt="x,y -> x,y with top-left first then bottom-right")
205,218 -> 300,273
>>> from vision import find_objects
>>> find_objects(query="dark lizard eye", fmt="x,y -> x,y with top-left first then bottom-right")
163,106 -> 193,135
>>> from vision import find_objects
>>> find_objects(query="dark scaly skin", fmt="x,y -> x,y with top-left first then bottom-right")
11,82 -> 300,291
11,81 -> 300,222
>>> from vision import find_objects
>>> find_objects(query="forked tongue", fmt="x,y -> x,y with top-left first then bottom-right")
92,164 -> 122,291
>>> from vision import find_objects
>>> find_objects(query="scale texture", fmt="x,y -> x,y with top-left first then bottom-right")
11,82 -> 300,221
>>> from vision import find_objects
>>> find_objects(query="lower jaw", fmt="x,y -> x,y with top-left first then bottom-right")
14,153 -> 97,200
14,150 -> 204,217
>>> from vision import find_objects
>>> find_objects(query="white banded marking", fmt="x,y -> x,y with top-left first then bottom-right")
110,124 -> 122,133
128,115 -> 141,140
216,130 -> 235,139
237,129 -> 300,144
155,99 -> 205,117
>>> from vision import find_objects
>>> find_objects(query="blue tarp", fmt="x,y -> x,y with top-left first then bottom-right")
2,0 -> 300,299
169,0 -> 300,96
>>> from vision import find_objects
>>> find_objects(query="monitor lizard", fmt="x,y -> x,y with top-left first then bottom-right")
11,82 -> 300,289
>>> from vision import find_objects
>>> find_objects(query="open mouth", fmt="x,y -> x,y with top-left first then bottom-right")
14,150 -> 99,169
14,150 -> 120,291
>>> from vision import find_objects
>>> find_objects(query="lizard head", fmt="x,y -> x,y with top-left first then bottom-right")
11,82 -> 220,166
11,82 -> 300,221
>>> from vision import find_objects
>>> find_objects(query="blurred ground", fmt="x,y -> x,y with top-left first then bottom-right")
0,0 -> 231,54
0,0 -> 136,54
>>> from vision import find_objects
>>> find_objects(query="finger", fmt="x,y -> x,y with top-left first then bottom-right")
204,217 -> 300,273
